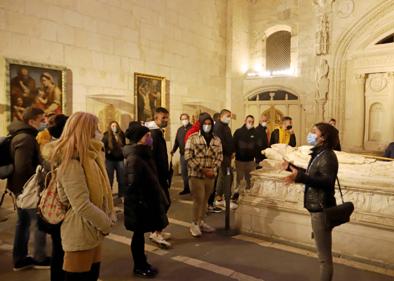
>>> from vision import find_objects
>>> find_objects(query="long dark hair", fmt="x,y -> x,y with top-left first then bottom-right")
315,122 -> 339,150
107,121 -> 124,150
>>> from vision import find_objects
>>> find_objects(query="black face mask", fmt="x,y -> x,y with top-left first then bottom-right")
286,125 -> 292,130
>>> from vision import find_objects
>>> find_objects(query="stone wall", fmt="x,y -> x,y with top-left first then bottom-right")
228,0 -> 394,152
0,0 -> 228,139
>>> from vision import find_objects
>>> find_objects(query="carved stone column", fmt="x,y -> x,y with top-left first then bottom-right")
353,73 -> 366,149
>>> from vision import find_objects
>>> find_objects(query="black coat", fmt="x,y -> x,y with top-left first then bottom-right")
384,142 -> 394,158
233,125 -> 256,162
102,131 -> 126,161
213,121 -> 234,157
295,145 -> 338,212
270,128 -> 296,147
255,124 -> 269,163
123,144 -> 169,232
7,120 -> 41,195
172,124 -> 192,155
151,128 -> 170,191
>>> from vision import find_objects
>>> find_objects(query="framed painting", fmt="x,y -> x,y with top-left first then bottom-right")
6,59 -> 68,122
134,72 -> 166,122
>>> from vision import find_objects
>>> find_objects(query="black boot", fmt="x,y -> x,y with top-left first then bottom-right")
134,264 -> 158,278
179,185 -> 190,195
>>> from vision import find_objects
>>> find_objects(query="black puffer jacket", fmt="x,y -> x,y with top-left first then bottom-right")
123,144 -> 169,232
295,145 -> 338,212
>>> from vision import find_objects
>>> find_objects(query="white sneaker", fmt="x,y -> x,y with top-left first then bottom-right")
149,232 -> 172,248
190,222 -> 202,237
200,221 -> 215,233
230,201 -> 238,210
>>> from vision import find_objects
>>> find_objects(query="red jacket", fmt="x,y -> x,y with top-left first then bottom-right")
184,121 -> 200,143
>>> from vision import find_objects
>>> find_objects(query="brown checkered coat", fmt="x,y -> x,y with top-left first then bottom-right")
184,132 -> 223,178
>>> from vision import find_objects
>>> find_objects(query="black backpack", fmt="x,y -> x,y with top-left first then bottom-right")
0,135 -> 14,179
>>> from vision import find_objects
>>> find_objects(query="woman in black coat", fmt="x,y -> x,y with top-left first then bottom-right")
123,122 -> 169,279
284,123 -> 339,281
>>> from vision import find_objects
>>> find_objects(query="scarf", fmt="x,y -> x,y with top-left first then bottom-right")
81,139 -> 114,217
278,127 -> 291,145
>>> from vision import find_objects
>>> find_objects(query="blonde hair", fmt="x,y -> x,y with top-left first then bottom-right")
52,112 -> 98,173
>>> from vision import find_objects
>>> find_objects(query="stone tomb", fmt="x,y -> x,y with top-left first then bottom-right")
235,144 -> 394,268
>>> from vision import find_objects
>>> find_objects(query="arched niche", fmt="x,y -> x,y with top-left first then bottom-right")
368,103 -> 384,142
332,0 -> 394,151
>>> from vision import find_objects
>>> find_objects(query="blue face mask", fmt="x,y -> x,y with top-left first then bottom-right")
37,122 -> 47,132
307,132 -> 317,146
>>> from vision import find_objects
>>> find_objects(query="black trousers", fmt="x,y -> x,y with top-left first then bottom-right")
64,262 -> 100,281
51,226 -> 65,281
208,175 -> 219,206
131,231 -> 147,269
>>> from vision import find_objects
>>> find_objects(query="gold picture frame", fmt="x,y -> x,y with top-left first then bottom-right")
134,72 -> 166,122
5,58 -> 68,122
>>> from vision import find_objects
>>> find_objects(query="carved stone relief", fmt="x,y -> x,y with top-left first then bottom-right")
368,74 -> 388,92
335,0 -> 354,18
316,14 -> 330,55
316,58 -> 330,119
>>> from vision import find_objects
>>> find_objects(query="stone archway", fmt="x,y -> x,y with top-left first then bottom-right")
331,0 -> 394,152
244,87 -> 302,142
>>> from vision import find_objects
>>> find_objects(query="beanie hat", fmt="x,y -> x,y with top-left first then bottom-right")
125,121 -> 150,143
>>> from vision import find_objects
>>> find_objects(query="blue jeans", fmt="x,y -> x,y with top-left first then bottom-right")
13,208 -> 47,264
180,154 -> 189,191
105,159 -> 126,197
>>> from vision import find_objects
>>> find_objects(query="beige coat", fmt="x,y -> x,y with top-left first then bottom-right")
57,159 -> 112,252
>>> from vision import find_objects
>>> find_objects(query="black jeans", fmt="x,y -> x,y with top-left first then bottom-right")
64,262 -> 100,281
37,215 -> 65,281
131,231 -> 147,269
51,226 -> 65,281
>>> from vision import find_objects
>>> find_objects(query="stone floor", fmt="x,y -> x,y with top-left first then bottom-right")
0,176 -> 393,281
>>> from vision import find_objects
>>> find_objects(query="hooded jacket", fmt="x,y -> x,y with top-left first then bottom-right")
6,120 -> 41,195
184,114 -> 223,178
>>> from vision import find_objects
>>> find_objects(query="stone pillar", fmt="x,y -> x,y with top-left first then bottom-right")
316,98 -> 326,121
353,73 -> 366,149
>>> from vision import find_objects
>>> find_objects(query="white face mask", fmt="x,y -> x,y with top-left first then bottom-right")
202,125 -> 212,133
246,123 -> 253,130
222,116 -> 231,124
181,119 -> 189,126
95,130 -> 103,141
261,122 -> 267,127
111,126 -> 118,133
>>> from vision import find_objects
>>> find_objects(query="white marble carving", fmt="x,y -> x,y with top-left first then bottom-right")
236,143 -> 394,266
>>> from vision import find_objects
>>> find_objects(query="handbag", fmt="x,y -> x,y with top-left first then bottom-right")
16,165 -> 45,209
323,177 -> 354,230
38,169 -> 67,224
